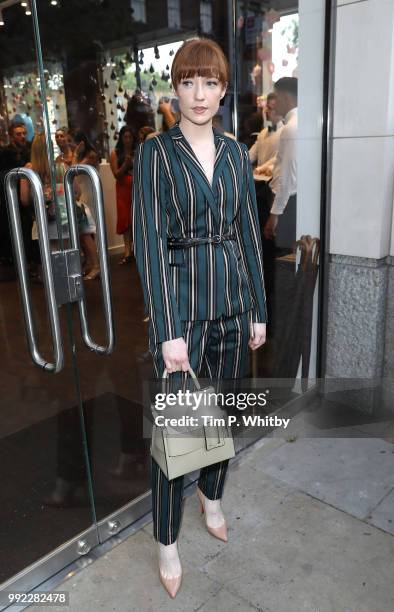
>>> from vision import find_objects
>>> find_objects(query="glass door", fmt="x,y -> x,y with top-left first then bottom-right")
33,0 -> 154,544
0,1 -> 99,600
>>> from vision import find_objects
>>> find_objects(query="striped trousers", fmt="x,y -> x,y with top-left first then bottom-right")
149,311 -> 251,545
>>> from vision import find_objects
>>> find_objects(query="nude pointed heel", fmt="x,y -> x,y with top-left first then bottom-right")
159,569 -> 182,598
197,487 -> 228,542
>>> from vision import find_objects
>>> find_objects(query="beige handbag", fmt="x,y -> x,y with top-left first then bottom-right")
150,367 -> 235,480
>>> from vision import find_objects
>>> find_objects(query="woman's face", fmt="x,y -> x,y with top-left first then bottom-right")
122,130 -> 133,148
55,130 -> 67,151
67,134 -> 76,150
175,74 -> 226,127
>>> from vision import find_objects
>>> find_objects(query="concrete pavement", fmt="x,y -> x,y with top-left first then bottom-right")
32,398 -> 394,612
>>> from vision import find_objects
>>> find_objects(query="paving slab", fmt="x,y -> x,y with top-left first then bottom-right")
259,437 -> 394,522
366,488 -> 394,535
31,435 -> 394,612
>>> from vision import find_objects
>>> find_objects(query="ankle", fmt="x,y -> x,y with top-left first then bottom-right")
158,541 -> 182,579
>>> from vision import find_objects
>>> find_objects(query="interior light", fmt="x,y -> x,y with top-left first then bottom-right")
51,0 -> 58,5
21,1 -> 28,6
0,10 -> 4,26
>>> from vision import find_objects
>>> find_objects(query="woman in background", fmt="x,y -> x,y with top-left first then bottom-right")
20,133 -> 69,243
110,125 -> 134,264
73,131 -> 100,280
54,127 -> 74,168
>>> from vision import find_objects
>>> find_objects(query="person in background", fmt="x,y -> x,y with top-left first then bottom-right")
263,77 -> 298,250
157,97 -> 177,131
249,92 -> 283,336
123,92 -> 155,151
73,130 -> 96,164
20,133 -> 69,247
0,122 -> 31,274
138,125 -> 156,144
110,125 -> 134,264
239,91 -> 264,148
54,127 -> 74,167
72,134 -> 100,280
249,92 -> 283,179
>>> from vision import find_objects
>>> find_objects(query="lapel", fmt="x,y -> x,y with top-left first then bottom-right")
168,123 -> 228,227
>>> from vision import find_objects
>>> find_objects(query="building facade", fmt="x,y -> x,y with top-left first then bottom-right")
0,0 -> 393,598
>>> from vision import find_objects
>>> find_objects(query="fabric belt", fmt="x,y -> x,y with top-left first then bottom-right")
167,234 -> 236,249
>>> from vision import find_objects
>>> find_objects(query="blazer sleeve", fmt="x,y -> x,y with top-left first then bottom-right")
132,139 -> 183,344
235,143 -> 268,324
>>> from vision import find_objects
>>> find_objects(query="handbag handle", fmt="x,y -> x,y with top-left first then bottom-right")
161,366 -> 201,394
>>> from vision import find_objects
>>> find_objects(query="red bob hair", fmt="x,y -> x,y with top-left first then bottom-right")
171,38 -> 230,89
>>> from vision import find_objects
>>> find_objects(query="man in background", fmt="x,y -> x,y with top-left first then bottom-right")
249,92 -> 283,335
263,77 -> 298,252
0,122 -> 31,277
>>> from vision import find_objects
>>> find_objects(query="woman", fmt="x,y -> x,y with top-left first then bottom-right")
123,91 -> 155,148
133,38 -> 267,598
73,132 -> 100,280
110,126 -> 134,264
54,127 -> 74,168
20,133 -> 69,243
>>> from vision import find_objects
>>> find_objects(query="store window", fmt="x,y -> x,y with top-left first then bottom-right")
130,0 -> 146,23
235,0 -> 326,384
0,0 -> 326,389
200,0 -> 213,33
168,0 -> 181,29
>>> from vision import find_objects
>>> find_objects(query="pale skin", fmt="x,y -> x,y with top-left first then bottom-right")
161,74 -> 266,374
10,126 -> 27,148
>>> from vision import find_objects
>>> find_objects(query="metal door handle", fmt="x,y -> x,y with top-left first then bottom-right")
5,168 -> 64,373
64,164 -> 115,355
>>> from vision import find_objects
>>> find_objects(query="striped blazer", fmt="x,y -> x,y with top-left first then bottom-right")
132,123 -> 267,345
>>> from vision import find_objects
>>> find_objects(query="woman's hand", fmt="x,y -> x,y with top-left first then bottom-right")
123,154 -> 133,168
248,323 -> 267,350
161,337 -> 190,372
